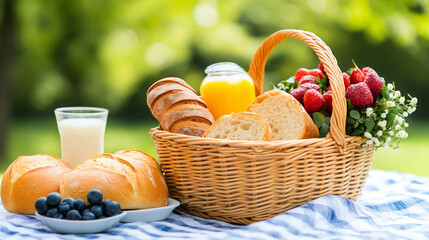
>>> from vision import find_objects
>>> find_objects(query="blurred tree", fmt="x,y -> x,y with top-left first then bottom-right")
0,0 -> 15,162
6,0 -> 429,120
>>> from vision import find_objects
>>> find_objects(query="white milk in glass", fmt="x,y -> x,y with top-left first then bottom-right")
58,118 -> 106,168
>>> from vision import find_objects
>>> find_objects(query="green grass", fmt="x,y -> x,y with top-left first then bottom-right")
2,119 -> 429,176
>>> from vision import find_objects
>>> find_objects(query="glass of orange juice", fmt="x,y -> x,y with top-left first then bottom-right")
200,62 -> 255,119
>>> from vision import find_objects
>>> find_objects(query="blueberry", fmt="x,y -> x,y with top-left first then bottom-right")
53,213 -> 64,219
46,192 -> 62,207
82,212 -> 96,220
104,201 -> 121,217
58,202 -> 70,214
102,199 -> 112,215
87,189 -> 103,205
62,197 -> 75,209
73,199 -> 85,211
90,205 -> 103,218
35,197 -> 49,215
66,210 -> 82,220
81,208 -> 90,216
46,208 -> 59,218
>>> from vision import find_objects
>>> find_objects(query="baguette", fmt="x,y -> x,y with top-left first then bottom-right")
203,112 -> 271,141
247,90 -> 319,140
147,77 -> 214,136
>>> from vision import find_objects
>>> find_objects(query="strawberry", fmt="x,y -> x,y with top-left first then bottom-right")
364,70 -> 383,97
309,69 -> 324,80
346,82 -> 373,108
362,67 -> 374,76
298,75 -> 318,86
342,72 -> 350,90
295,68 -> 310,82
291,88 -> 307,104
295,68 -> 324,82
318,63 -> 326,76
304,89 -> 325,114
350,60 -> 365,84
323,90 -> 333,110
300,83 -> 320,92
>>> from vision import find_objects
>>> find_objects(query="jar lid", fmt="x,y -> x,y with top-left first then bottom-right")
205,62 -> 244,74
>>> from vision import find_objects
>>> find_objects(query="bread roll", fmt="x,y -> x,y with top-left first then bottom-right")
147,77 -> 214,136
60,150 -> 169,210
1,155 -> 72,214
247,90 -> 319,140
204,112 -> 271,141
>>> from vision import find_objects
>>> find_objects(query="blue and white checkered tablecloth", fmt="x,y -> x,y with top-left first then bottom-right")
2,169 -> 429,240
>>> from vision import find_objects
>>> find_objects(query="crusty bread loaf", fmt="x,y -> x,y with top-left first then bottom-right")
60,150 -> 169,210
203,112 -> 271,141
147,77 -> 214,136
1,155 -> 72,214
247,90 -> 319,140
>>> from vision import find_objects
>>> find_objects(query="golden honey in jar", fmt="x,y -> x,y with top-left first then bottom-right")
200,62 -> 255,119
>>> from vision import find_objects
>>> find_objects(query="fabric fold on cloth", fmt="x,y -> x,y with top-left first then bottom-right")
1,170 -> 429,240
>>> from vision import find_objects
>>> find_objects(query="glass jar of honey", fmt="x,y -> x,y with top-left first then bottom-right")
200,62 -> 256,119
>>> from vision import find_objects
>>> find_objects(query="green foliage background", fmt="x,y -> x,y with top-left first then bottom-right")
1,0 -> 428,174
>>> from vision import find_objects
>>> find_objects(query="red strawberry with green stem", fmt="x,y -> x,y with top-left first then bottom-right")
304,89 -> 325,114
350,60 -> 365,84
342,72 -> 350,90
345,82 -> 373,108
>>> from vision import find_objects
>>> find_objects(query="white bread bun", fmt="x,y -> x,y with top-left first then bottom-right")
60,150 -> 169,210
247,90 -> 319,140
1,155 -> 72,214
203,112 -> 271,141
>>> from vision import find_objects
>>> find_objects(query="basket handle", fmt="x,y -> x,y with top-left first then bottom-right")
248,29 -> 346,149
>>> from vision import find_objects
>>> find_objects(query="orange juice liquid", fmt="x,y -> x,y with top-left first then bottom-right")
200,74 -> 255,119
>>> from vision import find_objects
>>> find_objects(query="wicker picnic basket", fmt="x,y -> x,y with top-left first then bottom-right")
150,29 -> 374,225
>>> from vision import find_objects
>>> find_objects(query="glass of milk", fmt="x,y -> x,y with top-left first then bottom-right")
55,107 -> 108,168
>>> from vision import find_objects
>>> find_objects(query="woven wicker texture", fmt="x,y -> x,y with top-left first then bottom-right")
150,29 -> 374,225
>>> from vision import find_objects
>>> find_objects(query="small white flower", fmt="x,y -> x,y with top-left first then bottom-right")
373,138 -> 381,146
366,108 -> 373,117
389,93 -> 394,99
399,97 -> 405,104
403,112 -> 408,117
411,97 -> 418,105
384,144 -> 390,150
378,120 -> 387,128
396,130 -> 408,139
376,131 -> 383,137
389,131 -> 394,136
386,137 -> 392,143
395,116 -> 403,125
387,83 -> 394,90
385,110 -> 389,114
367,140 -> 373,145
364,132 -> 372,139
394,148 -> 400,153
407,107 -> 416,114
386,101 -> 395,107
395,125 -> 401,130
405,123 -> 409,127
381,113 -> 386,118
394,91 -> 401,98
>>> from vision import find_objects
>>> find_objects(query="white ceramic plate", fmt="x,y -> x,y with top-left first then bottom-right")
121,198 -> 180,223
35,211 -> 127,234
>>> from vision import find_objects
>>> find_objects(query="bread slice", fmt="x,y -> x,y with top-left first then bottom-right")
152,91 -> 207,121
247,90 -> 319,140
203,112 -> 271,141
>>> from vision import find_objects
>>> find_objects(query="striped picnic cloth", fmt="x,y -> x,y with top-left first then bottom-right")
1,169 -> 429,240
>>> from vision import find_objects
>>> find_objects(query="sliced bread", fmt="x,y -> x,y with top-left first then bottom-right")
203,112 -> 271,141
246,90 -> 319,140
